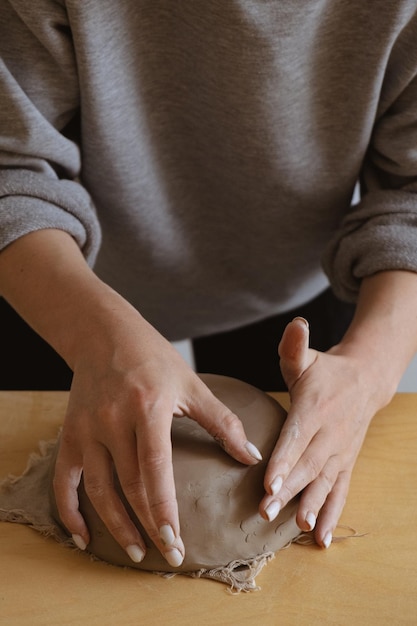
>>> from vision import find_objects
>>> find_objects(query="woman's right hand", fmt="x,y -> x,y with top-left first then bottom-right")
52,288 -> 262,567
0,229 -> 262,567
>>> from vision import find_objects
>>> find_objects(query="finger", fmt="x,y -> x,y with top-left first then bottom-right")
136,400 -> 185,568
53,439 -> 90,550
278,317 -> 316,389
314,470 -> 351,548
82,442 -> 147,563
186,379 -> 263,465
260,432 -> 331,521
262,404 -> 320,498
113,432 -> 185,568
295,455 -> 341,532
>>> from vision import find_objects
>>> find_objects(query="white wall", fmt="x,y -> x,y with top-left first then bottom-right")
172,339 -> 195,369
398,354 -> 417,391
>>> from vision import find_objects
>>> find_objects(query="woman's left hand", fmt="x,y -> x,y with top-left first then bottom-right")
259,316 -> 391,547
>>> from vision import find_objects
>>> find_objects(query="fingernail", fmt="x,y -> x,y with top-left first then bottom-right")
265,501 -> 281,522
305,511 -> 316,531
165,548 -> 184,568
270,475 -> 283,496
323,531 -> 332,549
245,441 -> 263,461
126,544 -> 145,563
159,524 -> 176,547
293,316 -> 309,328
72,534 -> 87,551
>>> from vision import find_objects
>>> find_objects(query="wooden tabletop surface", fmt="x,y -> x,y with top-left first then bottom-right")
0,391 -> 416,626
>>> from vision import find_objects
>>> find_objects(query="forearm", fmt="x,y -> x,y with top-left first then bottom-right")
264,271 -> 417,542
0,229 -> 133,369
0,236 -> 262,568
332,270 -> 417,405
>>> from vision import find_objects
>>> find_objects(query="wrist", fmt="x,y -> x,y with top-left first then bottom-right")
0,230 -> 115,369
328,340 -> 399,411
329,272 -> 417,408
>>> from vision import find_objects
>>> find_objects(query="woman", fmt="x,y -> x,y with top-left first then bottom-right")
1,0 -> 417,568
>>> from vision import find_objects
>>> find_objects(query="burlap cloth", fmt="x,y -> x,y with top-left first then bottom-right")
0,435 -> 293,592
0,435 -> 362,593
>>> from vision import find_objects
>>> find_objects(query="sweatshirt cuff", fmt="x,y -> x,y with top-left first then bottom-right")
0,170 -> 101,266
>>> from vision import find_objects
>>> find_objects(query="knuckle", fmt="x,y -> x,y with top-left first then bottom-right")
219,409 -> 240,431
58,432 -> 84,461
99,407 -> 123,434
84,475 -> 110,502
148,496 -> 177,515
131,385 -> 166,417
141,449 -> 168,470
209,410 -> 242,444
281,419 -> 303,441
278,483 -> 294,504
319,468 -> 335,493
121,476 -> 145,501
304,454 -> 323,479
148,496 -> 170,511
105,521 -> 126,538
60,429 -> 77,448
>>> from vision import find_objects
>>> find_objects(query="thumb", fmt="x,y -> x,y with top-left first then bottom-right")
278,317 -> 316,390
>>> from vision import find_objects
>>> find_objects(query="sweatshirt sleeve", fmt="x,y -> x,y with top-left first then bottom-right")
0,0 -> 101,265
322,17 -> 417,302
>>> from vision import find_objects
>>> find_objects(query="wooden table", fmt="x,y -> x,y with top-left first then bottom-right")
0,391 -> 416,625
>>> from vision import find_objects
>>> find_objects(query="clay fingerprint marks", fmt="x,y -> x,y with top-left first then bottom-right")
50,374 -> 298,573
202,373 -> 287,451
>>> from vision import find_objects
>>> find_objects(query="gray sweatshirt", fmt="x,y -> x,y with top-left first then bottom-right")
1,0 -> 417,340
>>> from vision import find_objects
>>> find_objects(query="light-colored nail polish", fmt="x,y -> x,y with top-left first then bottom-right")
305,511 -> 316,531
265,501 -> 281,522
126,544 -> 145,563
245,441 -> 263,461
72,534 -> 87,551
323,531 -> 332,549
159,524 -> 176,547
165,548 -> 184,568
270,475 -> 283,496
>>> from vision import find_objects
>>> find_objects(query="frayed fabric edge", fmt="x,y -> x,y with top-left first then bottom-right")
166,525 -> 369,593
155,530 -> 314,594
157,552 -> 277,594
0,434 -> 70,546
0,436 -> 367,593
0,437 -> 296,593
